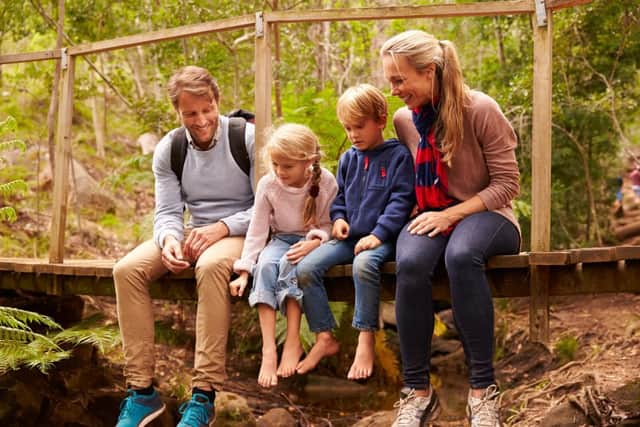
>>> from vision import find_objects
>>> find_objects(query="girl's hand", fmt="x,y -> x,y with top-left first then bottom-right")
407,211 -> 456,237
354,234 -> 382,255
332,219 -> 350,240
285,239 -> 321,264
229,271 -> 249,297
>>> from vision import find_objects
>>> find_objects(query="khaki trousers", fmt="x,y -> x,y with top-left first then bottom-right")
113,236 -> 244,390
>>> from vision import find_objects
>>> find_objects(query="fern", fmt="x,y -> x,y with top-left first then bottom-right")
0,179 -> 28,197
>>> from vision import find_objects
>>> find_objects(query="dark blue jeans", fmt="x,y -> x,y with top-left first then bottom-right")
395,211 -> 519,390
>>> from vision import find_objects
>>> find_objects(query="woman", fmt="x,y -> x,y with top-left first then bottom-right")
381,30 -> 520,427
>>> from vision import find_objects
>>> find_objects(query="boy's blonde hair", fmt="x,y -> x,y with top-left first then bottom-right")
337,83 -> 387,125
264,123 -> 323,229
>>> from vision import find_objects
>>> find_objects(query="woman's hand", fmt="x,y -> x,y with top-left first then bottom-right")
229,271 -> 249,297
332,219 -> 350,240
354,234 -> 382,255
408,211 -> 457,237
286,239 -> 321,264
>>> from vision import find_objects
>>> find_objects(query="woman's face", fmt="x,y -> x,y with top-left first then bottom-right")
382,54 -> 437,111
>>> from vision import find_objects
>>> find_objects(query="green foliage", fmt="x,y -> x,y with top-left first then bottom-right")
0,116 -> 27,223
0,307 -> 120,374
554,334 -> 579,365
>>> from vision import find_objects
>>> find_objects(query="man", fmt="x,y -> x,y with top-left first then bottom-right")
113,65 -> 255,427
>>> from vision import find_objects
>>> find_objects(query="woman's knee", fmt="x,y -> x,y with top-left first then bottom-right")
444,244 -> 481,273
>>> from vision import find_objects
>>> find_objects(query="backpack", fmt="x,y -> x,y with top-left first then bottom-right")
170,117 -> 250,183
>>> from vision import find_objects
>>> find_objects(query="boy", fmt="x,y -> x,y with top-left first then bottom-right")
295,84 -> 415,379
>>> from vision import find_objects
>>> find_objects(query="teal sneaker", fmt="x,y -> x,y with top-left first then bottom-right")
116,389 -> 165,427
177,392 -> 215,427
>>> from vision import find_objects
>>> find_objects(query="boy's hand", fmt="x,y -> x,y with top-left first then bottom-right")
354,234 -> 382,255
332,219 -> 350,240
229,271 -> 249,297
286,239 -> 321,264
161,235 -> 190,273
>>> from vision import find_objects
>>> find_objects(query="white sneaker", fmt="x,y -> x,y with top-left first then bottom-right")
467,384 -> 502,427
392,387 -> 441,427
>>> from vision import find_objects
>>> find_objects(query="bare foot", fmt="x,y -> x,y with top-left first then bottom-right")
277,338 -> 304,378
258,347 -> 278,388
347,331 -> 375,380
296,332 -> 340,374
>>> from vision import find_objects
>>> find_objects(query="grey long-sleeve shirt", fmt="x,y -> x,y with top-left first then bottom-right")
152,115 -> 255,248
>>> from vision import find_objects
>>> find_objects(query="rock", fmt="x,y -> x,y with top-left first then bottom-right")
256,408 -> 296,427
353,410 -> 396,427
539,401 -> 591,427
137,132 -> 160,155
214,391 -> 256,426
304,374 -> 368,400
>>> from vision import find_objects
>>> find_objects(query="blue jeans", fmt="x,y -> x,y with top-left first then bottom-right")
395,211 -> 519,390
297,238 -> 395,332
249,234 -> 304,314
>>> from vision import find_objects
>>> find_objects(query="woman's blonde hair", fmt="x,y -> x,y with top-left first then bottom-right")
381,30 -> 469,164
337,84 -> 387,125
264,123 -> 323,229
167,66 -> 220,110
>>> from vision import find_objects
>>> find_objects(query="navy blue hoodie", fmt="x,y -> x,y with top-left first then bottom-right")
330,138 -> 415,242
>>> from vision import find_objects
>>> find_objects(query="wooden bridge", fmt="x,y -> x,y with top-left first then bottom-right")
2,0 -> 635,344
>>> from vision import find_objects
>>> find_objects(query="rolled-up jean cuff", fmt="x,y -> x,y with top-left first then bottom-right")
248,291 -> 277,310
276,287 -> 303,315
352,321 -> 379,332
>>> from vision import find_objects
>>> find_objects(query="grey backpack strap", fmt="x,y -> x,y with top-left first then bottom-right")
228,117 -> 250,176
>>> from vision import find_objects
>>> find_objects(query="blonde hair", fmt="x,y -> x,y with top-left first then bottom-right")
167,66 -> 220,110
264,123 -> 323,230
337,84 -> 388,125
381,30 -> 469,164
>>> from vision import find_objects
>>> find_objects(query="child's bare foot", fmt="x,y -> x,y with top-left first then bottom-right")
347,331 -> 375,380
296,332 -> 340,374
277,339 -> 304,378
258,347 -> 278,388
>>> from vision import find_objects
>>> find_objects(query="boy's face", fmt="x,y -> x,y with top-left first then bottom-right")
342,117 -> 386,151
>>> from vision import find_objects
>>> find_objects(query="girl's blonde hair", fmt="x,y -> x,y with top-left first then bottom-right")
264,123 -> 323,229
381,30 -> 469,164
337,83 -> 387,125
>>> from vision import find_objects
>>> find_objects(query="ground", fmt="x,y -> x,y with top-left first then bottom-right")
81,291 -> 640,426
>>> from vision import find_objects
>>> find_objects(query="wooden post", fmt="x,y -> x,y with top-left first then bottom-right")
530,6 -> 553,343
254,12 -> 272,185
48,52 -> 75,263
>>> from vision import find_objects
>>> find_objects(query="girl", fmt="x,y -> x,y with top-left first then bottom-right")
229,123 -> 338,388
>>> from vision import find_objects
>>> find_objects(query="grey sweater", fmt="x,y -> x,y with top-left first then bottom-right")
152,115 -> 255,248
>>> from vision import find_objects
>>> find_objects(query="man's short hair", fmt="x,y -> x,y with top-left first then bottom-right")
167,66 -> 220,110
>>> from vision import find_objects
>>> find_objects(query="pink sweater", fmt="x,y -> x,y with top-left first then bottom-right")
233,168 -> 338,273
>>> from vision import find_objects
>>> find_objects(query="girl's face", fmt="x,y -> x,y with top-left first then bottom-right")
341,117 -> 386,152
271,155 -> 312,188
382,54 -> 437,110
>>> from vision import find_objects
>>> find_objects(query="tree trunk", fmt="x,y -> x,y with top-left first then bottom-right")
89,59 -> 106,158
46,0 -> 65,173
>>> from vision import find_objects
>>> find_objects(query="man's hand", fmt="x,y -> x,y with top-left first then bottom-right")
354,234 -> 382,255
184,221 -> 229,261
229,271 -> 249,297
285,239 -> 321,264
161,235 -> 190,273
332,219 -> 350,240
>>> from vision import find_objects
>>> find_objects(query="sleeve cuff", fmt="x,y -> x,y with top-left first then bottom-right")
233,259 -> 254,274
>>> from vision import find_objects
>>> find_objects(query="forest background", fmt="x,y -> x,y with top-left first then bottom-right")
0,0 -> 639,257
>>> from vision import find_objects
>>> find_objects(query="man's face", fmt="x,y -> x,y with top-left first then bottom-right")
177,92 -> 219,149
